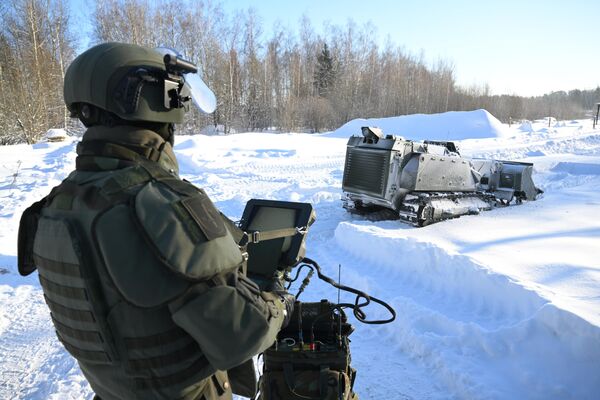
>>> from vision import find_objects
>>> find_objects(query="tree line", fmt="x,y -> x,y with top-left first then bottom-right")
1,0 -> 598,144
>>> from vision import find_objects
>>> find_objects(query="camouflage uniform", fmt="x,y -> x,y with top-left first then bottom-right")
18,43 -> 289,400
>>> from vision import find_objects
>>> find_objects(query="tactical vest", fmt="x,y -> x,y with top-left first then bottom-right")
18,140 -> 243,400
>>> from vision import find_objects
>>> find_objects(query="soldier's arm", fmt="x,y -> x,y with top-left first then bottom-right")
168,270 -> 286,371
134,180 -> 286,371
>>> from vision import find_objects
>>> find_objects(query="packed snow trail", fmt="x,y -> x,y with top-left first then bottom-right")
1,116 -> 600,399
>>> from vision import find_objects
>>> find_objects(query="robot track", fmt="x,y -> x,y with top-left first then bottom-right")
398,192 -> 497,226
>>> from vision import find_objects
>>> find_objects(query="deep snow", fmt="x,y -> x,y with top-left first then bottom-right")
0,113 -> 599,399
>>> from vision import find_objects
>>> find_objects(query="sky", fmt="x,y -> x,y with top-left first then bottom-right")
71,0 -> 600,97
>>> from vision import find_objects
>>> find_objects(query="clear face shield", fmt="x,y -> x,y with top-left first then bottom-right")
154,47 -> 217,114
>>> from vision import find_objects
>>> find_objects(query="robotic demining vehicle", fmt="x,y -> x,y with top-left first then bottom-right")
341,127 -> 543,226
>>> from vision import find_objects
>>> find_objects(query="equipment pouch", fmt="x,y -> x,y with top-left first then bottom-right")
134,181 -> 243,280
17,197 -> 47,276
261,367 -> 355,400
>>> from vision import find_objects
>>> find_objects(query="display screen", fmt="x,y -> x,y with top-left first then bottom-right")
240,199 -> 314,279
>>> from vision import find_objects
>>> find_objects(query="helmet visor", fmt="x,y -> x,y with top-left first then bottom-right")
154,47 -> 217,114
184,72 -> 217,114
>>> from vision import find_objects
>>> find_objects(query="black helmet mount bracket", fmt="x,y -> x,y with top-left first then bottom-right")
113,53 -> 198,117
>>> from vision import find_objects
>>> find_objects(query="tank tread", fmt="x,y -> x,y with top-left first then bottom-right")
400,192 -> 496,227
344,200 -> 401,222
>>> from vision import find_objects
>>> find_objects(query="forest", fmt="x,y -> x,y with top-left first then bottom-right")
1,0 -> 599,144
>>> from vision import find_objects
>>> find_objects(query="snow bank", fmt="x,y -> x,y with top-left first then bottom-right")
551,161 -> 600,175
334,222 -> 600,399
328,109 -> 509,140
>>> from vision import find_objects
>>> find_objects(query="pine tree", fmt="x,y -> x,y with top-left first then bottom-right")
314,43 -> 335,97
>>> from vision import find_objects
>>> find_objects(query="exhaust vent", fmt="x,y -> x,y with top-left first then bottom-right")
342,147 -> 390,197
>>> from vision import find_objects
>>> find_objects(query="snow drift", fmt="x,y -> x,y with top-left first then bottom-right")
334,221 -> 600,399
328,109 -> 510,140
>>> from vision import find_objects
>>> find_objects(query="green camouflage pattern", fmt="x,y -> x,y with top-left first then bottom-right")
19,125 -> 286,399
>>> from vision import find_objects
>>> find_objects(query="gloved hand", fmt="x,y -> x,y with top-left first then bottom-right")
265,275 -> 295,328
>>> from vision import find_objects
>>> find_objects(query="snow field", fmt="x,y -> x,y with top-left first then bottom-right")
1,113 -> 599,399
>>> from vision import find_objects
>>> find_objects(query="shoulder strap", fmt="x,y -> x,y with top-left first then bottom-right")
239,226 -> 308,246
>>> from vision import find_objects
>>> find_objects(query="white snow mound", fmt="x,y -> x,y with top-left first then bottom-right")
44,128 -> 67,141
328,109 -> 509,140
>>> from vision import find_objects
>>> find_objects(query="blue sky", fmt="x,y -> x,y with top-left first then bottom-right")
71,0 -> 600,97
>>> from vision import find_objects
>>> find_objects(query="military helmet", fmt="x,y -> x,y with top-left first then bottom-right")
64,42 -> 215,124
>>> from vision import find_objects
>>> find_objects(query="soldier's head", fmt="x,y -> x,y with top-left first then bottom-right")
64,42 -> 215,139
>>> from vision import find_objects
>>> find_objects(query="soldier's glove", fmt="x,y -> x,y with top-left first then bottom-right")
265,277 -> 295,328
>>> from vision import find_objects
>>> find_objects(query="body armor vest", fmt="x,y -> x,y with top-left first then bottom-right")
18,139 -> 236,400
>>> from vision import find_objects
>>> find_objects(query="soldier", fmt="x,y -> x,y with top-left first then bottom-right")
17,42 -> 294,400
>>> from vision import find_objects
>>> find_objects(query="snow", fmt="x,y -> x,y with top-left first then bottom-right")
328,109 -> 510,140
44,128 -> 68,141
1,114 -> 600,399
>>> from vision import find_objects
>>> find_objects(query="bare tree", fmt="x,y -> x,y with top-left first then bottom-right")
0,0 -> 75,144
0,0 -> 591,145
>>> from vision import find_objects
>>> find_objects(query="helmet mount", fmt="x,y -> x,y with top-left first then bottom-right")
64,43 -> 217,126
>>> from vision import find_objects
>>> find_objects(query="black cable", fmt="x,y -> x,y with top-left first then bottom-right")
299,257 -> 396,325
286,264 -> 313,288
286,264 -> 315,298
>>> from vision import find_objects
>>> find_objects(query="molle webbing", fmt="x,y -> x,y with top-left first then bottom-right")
134,356 -> 210,391
44,295 -> 96,323
59,337 -> 112,363
39,275 -> 88,301
127,341 -> 199,370
51,316 -> 104,344
33,254 -> 81,277
34,220 -> 115,366
124,327 -> 210,390
123,327 -> 189,350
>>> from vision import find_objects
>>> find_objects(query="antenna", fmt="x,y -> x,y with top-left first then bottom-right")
338,264 -> 342,346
